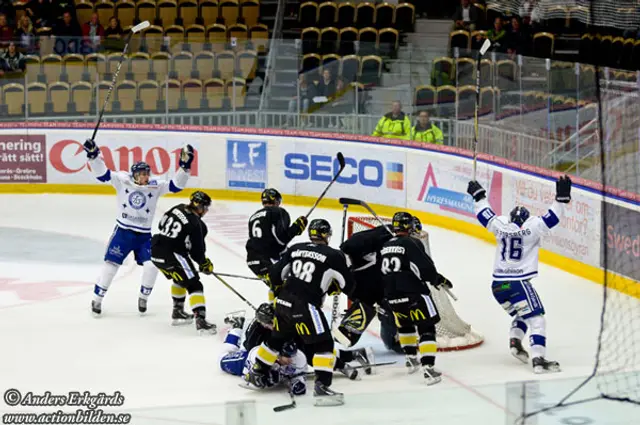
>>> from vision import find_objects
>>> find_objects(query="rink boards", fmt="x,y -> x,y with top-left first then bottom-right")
0,122 -> 637,293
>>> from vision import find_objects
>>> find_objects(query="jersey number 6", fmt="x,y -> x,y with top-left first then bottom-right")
251,220 -> 262,238
292,260 -> 315,283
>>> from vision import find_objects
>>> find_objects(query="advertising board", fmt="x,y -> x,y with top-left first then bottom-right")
0,135 -> 47,183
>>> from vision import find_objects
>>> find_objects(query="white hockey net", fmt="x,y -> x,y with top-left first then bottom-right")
348,216 -> 485,351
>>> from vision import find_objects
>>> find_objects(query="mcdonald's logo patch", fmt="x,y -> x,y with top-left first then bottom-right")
295,322 -> 311,336
410,309 -> 426,321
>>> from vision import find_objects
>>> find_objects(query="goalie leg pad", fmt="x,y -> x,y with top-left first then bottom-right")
335,301 -> 376,347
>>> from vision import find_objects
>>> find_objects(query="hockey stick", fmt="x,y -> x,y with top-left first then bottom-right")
304,152 -> 346,219
338,197 -> 458,301
215,272 -> 263,282
330,203 -> 349,329
212,273 -> 257,311
303,360 -> 397,378
473,38 -> 491,181
273,379 -> 296,412
89,20 -> 150,143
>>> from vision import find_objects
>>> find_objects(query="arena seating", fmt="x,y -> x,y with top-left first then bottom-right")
0,0 -> 267,115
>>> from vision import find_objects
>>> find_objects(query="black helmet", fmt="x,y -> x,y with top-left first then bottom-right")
510,206 -> 530,227
189,191 -> 212,209
281,340 -> 297,357
309,219 -> 332,243
412,216 -> 423,232
255,302 -> 275,325
392,211 -> 414,233
261,188 -> 282,206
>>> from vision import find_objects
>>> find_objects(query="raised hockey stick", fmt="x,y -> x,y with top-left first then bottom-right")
212,273 -> 257,311
89,20 -> 150,143
473,38 -> 492,181
304,152 -> 346,219
331,203 -> 349,329
338,197 -> 458,301
215,272 -> 263,282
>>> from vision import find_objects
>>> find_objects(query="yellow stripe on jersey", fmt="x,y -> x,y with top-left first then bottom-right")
256,344 -> 278,365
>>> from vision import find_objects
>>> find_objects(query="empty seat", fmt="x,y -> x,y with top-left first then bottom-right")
150,51 -> 171,80
195,51 -> 216,79
183,78 -> 204,110
41,54 -> 63,84
456,57 -> 475,86
86,53 -> 107,81
172,51 -> 194,80
96,1 -> 115,28
375,3 -> 394,29
450,30 -> 470,51
337,2 -> 355,28
237,50 -> 257,80
179,0 -> 199,27
300,2 -> 318,27
302,53 -> 321,74
250,24 -> 269,52
394,3 -> 414,33
24,55 -> 41,84
201,0 -> 220,25
320,27 -> 338,55
228,23 -> 248,49
415,85 -> 435,110
27,82 -> 47,115
204,77 -> 225,108
106,52 -> 126,81
532,32 -> 554,59
137,1 -> 157,25
340,54 -> 359,82
226,77 -> 246,108
117,1 -> 136,28
240,0 -> 259,27
129,52 -> 151,80
165,25 -> 186,52
356,2 -> 374,29
71,81 -> 93,114
359,55 -> 381,86
96,81 -> 114,113
480,87 -> 494,115
339,27 -> 357,55
358,27 -> 377,55
116,80 -> 137,112
318,2 -> 337,27
378,28 -> 398,57
301,27 -> 320,54
436,85 -> 456,117
220,0 -> 239,25
207,23 -> 228,52
186,24 -> 206,52
457,85 -> 476,119
76,2 -> 94,26
159,0 -> 179,26
431,57 -> 454,87
4,83 -> 25,116
138,80 -> 161,112
62,54 -> 85,83
161,79 -> 182,111
216,50 -> 235,79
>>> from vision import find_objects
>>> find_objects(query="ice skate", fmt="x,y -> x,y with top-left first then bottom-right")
313,382 -> 344,406
354,347 -> 374,375
171,307 -> 194,326
405,355 -> 420,374
510,338 -> 529,364
337,363 -> 359,380
91,300 -> 102,317
138,298 -> 147,315
195,315 -> 217,335
532,357 -> 561,374
422,366 -> 442,386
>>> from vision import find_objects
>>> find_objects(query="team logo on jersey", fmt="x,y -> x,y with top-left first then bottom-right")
128,191 -> 147,210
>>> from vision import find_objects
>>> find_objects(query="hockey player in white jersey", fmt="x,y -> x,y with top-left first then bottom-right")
467,175 -> 572,374
82,138 -> 194,316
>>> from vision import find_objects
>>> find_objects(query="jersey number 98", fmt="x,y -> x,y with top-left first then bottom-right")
292,259 -> 315,283
500,237 -> 523,261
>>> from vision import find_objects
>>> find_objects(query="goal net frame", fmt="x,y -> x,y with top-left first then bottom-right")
347,216 -> 484,351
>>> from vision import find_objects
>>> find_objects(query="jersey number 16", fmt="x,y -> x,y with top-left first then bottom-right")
500,237 -> 523,261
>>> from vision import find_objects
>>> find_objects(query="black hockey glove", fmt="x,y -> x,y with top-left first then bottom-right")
555,175 -> 572,203
179,144 -> 195,171
199,258 -> 214,275
437,273 -> 453,289
292,216 -> 308,236
467,180 -> 486,202
83,139 -> 100,160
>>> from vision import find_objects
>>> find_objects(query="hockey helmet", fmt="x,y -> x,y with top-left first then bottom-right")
131,161 -> 151,184
261,188 -> 282,206
510,206 -> 531,227
189,191 -> 212,216
255,303 -> 275,326
281,341 -> 297,358
309,219 -> 332,244
392,211 -> 414,233
412,216 -> 423,232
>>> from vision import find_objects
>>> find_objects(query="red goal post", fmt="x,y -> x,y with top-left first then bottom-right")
348,216 -> 484,351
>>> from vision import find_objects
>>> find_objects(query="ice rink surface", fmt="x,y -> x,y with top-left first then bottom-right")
1,194 -> 637,424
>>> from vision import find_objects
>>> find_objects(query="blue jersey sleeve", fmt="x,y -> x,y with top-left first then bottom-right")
220,350 -> 249,376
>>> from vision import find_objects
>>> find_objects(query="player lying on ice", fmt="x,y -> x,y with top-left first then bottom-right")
220,303 -> 375,393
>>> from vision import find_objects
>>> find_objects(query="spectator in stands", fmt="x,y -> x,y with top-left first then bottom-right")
53,0 -> 76,23
82,13 -> 105,39
15,15 -> 36,53
287,73 -> 314,127
2,42 -> 25,73
411,110 -> 444,144
26,0 -> 52,29
520,0 -> 543,31
0,13 -> 13,47
487,17 -> 507,51
53,11 -> 81,38
331,78 -> 356,129
313,68 -> 338,127
505,16 -> 528,57
372,101 -> 412,139
0,0 -> 15,26
452,0 -> 478,32
104,17 -> 124,38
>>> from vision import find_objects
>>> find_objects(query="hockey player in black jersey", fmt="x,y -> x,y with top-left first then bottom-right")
381,212 -> 452,385
245,188 -> 308,300
151,191 -> 217,335
336,223 -> 400,353
246,219 -> 356,406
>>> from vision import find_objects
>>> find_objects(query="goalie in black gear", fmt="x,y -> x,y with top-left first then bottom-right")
381,211 -> 451,385
246,219 -> 356,406
151,191 -> 217,335
336,222 -> 402,353
245,188 -> 308,300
